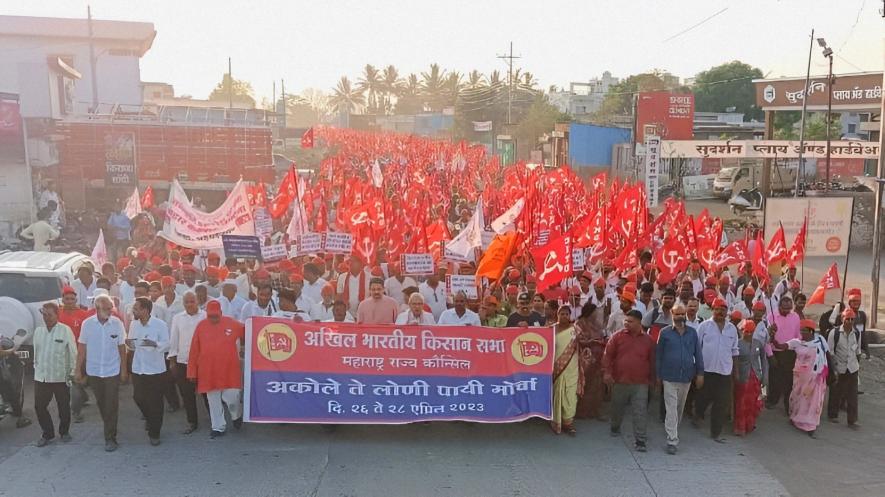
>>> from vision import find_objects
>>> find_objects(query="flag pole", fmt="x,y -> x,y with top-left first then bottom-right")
839,199 -> 856,304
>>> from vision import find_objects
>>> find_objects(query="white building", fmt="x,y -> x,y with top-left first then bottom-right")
549,71 -> 619,120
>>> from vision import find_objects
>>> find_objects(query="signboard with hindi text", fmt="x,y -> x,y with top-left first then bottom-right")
222,235 -> 262,260
244,319 -> 553,424
572,248 -> 586,271
260,244 -> 288,262
401,253 -> 435,275
323,232 -> 354,254
163,179 -> 255,249
105,132 -> 137,187
763,197 -> 854,257
296,233 -> 323,255
644,135 -> 660,208
661,140 -> 880,159
446,275 -> 479,300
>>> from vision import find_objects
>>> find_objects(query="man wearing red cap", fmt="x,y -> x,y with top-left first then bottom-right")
204,266 -> 222,298
732,286 -> 757,319
693,298 -> 739,443
309,284 -> 342,322
827,307 -> 861,428
336,256 -> 371,317
175,264 -> 199,297
823,289 -> 869,359
766,295 -> 801,412
383,263 -> 416,307
187,300 -> 245,439
717,275 -> 735,309
605,292 -> 635,337
58,286 -> 91,423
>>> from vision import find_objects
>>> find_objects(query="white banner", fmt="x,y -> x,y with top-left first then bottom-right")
472,121 -> 492,132
661,140 -> 880,159
400,253 -> 435,275
491,198 -> 524,234
446,275 -> 479,300
323,232 -> 354,254
260,244 -> 288,262
644,135 -> 660,208
162,179 -> 255,249
763,197 -> 854,257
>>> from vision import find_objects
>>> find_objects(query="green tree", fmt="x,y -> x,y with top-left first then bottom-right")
593,72 -> 668,124
208,73 -> 256,107
692,61 -> 764,120
329,76 -> 365,114
357,64 -> 383,113
513,94 -> 571,152
395,74 -> 423,114
776,112 -> 841,140
421,63 -> 447,111
380,65 -> 402,114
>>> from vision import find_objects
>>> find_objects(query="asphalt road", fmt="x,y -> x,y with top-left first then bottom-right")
3,373 -> 883,497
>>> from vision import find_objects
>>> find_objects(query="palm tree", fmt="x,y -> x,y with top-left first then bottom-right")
520,71 -> 538,91
443,71 -> 463,107
465,70 -> 485,90
357,64 -> 382,113
420,63 -> 446,112
381,65 -> 401,114
488,70 -> 503,87
330,76 -> 365,114
395,74 -> 422,115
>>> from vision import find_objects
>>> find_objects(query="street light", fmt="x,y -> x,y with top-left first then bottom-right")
818,38 -> 834,191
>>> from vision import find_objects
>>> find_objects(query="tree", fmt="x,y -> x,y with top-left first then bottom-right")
381,65 -> 402,114
395,74 -> 423,115
358,64 -> 383,113
329,76 -> 365,114
465,70 -> 485,90
421,63 -> 447,112
776,112 -> 841,140
513,94 -> 571,153
692,61 -> 764,121
443,71 -> 463,108
208,73 -> 256,107
593,72 -> 668,124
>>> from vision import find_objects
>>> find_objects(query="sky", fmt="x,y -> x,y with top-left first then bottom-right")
4,0 -> 884,103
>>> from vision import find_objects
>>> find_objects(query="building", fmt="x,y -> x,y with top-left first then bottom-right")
549,72 -> 619,120
693,112 -> 765,140
142,81 -> 256,109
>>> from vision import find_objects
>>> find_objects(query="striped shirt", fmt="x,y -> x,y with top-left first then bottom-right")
33,323 -> 78,383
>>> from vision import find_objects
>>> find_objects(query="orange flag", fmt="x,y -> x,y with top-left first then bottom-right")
807,263 -> 840,306
476,232 -> 519,283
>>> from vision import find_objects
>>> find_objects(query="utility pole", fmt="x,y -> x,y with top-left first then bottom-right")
795,29 -> 814,197
281,79 -> 287,129
497,42 -> 520,125
227,57 -> 233,109
87,5 -> 98,112
870,47 -> 884,327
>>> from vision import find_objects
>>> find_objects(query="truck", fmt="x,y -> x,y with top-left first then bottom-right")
712,162 -> 797,199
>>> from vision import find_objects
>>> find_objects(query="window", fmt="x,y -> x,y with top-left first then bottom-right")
0,274 -> 62,303
847,123 -> 856,134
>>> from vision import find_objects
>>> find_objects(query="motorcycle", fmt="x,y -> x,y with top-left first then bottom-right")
729,188 -> 764,215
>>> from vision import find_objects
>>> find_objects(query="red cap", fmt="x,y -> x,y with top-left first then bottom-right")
254,269 -> 271,279
505,284 -> 519,295
847,288 -> 862,301
719,275 -> 730,284
579,271 -> 593,281
703,289 -> 717,303
207,252 -> 221,262
116,257 -> 130,272
730,310 -> 743,320
752,301 -> 767,311
594,278 -> 606,287
321,283 -> 335,297
290,273 -> 304,283
182,264 -> 197,273
145,271 -> 161,283
150,256 -> 164,265
279,260 -> 295,271
705,276 -> 718,285
206,300 -> 222,317
62,285 -> 77,295
621,292 -> 636,304
742,286 -> 756,296
800,319 -> 817,331
507,268 -> 521,281
137,250 -> 149,261
161,276 -> 176,288
625,272 -> 637,283
711,298 -> 728,309
742,320 -> 756,333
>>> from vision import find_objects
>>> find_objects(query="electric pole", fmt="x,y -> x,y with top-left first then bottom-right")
87,5 -> 98,112
497,42 -> 520,125
228,57 -> 233,109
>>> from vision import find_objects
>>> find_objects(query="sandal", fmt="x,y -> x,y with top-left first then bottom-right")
564,425 -> 577,436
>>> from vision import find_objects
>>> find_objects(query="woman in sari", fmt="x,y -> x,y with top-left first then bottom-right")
575,301 -> 606,421
786,319 -> 830,437
551,305 -> 584,435
734,320 -> 767,436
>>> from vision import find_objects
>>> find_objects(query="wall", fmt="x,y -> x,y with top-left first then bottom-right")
568,123 -> 632,168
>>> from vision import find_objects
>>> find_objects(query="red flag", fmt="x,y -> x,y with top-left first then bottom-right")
786,219 -> 807,265
247,184 -> 267,208
655,231 -> 687,286
268,167 -> 297,218
590,172 -> 607,193
765,225 -> 788,265
141,186 -> 154,210
530,234 -> 573,291
301,127 -> 314,148
751,232 -> 769,284
714,239 -> 749,269
807,263 -> 841,306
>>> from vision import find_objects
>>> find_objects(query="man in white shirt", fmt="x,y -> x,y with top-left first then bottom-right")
301,263 -> 328,305
384,263 -> 417,307
289,275 -> 316,312
168,292 -> 205,434
240,284 -> 278,321
75,295 -> 128,452
419,274 -> 447,320
175,265 -> 200,297
219,280 -> 248,320
127,297 -> 170,446
396,293 -> 436,325
274,288 -> 312,321
336,256 -> 371,317
72,264 -> 97,309
20,211 -> 59,252
437,292 -> 480,326
153,276 -> 184,328
309,284 -> 338,322
117,266 -> 138,310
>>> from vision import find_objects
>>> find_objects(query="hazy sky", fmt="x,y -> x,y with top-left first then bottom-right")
5,0 -> 884,102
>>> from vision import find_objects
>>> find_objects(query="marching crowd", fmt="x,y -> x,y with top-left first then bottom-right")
0,233 -> 869,456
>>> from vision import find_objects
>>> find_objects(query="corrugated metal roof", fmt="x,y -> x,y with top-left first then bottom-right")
0,15 -> 156,56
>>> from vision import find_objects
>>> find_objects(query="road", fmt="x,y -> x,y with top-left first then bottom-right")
2,372 -> 883,497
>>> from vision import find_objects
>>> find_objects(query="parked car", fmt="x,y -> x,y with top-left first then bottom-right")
0,251 -> 94,364
713,164 -> 797,199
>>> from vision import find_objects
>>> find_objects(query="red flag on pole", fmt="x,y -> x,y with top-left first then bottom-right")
751,232 -> 770,284
786,219 -> 807,266
530,234 -> 573,291
268,166 -> 297,218
807,263 -> 841,306
765,224 -> 788,265
301,127 -> 314,148
141,186 -> 154,209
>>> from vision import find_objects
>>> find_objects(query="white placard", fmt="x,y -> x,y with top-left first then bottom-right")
446,275 -> 479,300
253,208 -> 273,238
297,233 -> 323,254
323,232 -> 354,254
260,244 -> 288,262
572,248 -> 586,271
400,253 -> 435,275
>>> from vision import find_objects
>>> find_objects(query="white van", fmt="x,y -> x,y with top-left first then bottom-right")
713,164 -> 796,199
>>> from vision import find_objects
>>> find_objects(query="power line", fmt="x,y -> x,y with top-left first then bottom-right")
662,7 -> 729,43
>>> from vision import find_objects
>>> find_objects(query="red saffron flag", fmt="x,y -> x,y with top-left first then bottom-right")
807,263 -> 840,306
268,166 -> 297,218
751,232 -> 770,284
301,127 -> 314,148
765,224 -> 788,265
141,186 -> 154,210
476,232 -> 519,282
786,219 -> 807,266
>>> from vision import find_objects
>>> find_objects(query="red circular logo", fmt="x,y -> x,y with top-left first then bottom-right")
825,237 -> 841,253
